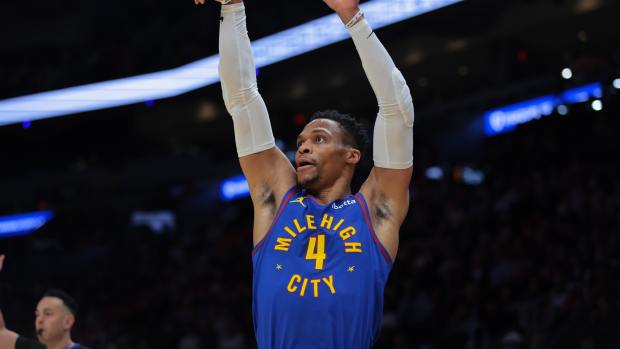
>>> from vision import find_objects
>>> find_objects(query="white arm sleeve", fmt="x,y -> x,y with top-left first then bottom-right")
219,3 -> 275,158
348,19 -> 414,169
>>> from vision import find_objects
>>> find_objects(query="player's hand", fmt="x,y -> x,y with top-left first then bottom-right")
322,0 -> 360,24
0,254 -> 4,272
322,0 -> 359,12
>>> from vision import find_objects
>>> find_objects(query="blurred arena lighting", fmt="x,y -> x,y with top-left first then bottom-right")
452,166 -> 484,186
562,83 -> 602,103
577,30 -> 588,42
196,100 -> 218,122
556,104 -> 569,115
131,211 -> 176,234
574,0 -> 604,13
484,82 -> 602,136
0,0 -> 463,127
613,78 -> 620,89
591,99 -> 603,111
220,175 -> 251,201
462,166 -> 485,185
425,166 -> 444,180
0,210 -> 54,238
561,68 -> 573,79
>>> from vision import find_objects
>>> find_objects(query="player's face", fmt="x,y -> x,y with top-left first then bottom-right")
35,297 -> 73,344
295,119 -> 353,190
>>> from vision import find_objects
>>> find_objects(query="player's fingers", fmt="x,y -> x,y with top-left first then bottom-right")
0,254 -> 5,271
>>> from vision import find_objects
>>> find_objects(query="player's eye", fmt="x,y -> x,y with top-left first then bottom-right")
315,136 -> 325,143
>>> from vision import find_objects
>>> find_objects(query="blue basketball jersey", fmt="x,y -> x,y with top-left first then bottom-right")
252,186 -> 393,349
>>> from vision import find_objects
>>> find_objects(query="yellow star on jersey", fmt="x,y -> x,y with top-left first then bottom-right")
347,266 -> 356,273
289,197 -> 307,207
276,264 -> 283,270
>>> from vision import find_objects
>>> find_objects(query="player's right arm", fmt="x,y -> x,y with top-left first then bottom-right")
198,0 -> 296,245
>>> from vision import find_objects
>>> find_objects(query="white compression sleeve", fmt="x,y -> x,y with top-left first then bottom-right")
348,18 -> 414,169
219,3 -> 275,157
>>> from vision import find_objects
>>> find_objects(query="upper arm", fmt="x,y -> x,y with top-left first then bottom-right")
360,166 -> 413,260
239,147 -> 297,245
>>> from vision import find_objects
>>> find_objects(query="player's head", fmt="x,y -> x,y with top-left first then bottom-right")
295,110 -> 369,191
35,289 -> 78,345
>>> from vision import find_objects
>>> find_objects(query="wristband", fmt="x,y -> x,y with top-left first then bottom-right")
345,9 -> 364,29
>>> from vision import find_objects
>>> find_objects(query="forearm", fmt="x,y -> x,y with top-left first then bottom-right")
348,17 -> 407,117
218,2 -> 259,111
345,15 -> 414,169
218,2 -> 275,157
0,325 -> 18,349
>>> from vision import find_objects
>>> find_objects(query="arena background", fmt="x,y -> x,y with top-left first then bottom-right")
1,0 -> 619,348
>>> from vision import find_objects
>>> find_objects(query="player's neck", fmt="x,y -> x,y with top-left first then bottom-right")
306,179 -> 352,205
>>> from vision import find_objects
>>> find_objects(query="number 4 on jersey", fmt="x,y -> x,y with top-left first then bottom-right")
305,234 -> 326,270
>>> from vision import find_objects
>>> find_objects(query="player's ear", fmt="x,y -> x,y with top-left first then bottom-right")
346,147 -> 361,165
64,314 -> 75,331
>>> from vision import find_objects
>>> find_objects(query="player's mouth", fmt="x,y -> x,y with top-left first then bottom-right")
36,329 -> 44,337
296,158 -> 316,171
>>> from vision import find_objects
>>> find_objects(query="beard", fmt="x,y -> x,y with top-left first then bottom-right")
297,172 -> 320,190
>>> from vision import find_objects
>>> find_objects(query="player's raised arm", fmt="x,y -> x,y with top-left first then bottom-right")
197,0 -> 295,245
324,0 -> 414,260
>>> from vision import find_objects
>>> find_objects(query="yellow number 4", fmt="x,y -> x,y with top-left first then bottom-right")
305,234 -> 326,270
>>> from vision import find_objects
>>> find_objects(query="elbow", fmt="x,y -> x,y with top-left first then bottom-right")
222,83 -> 260,114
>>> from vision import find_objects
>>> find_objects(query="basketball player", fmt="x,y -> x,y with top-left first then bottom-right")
0,255 -> 89,349
197,0 -> 414,346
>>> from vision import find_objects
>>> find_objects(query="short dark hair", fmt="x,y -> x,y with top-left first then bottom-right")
309,110 -> 369,159
44,289 -> 78,315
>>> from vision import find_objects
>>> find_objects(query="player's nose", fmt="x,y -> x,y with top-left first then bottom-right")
297,141 -> 312,154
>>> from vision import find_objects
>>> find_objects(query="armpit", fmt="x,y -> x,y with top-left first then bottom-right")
258,185 -> 276,207
374,195 -> 392,223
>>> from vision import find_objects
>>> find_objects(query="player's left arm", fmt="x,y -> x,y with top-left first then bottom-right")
323,0 -> 414,261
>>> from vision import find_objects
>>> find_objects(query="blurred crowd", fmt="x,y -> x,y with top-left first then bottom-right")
1,94 -> 618,349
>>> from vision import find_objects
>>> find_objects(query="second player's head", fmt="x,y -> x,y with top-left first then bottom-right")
295,110 -> 369,192
35,289 -> 78,345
